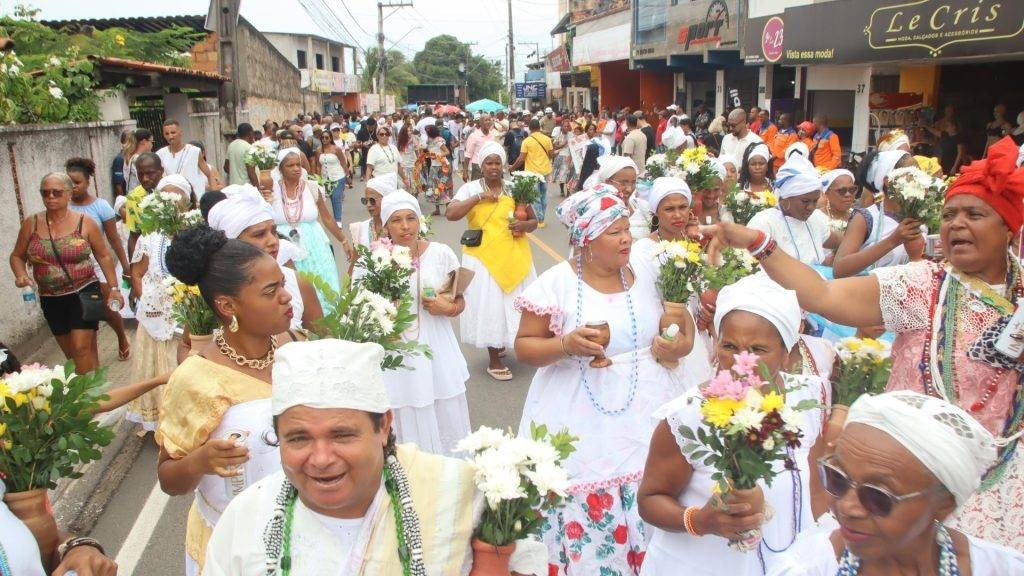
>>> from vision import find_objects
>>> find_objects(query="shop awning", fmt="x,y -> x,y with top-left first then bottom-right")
550,13 -> 570,36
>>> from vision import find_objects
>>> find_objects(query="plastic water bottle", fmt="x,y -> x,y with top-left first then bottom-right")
22,285 -> 37,310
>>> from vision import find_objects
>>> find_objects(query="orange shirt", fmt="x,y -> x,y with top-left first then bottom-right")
769,129 -> 798,172
759,123 -> 778,146
811,130 -> 842,170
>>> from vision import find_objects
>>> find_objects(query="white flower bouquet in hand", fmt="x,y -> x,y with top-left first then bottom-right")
885,166 -> 946,224
457,422 -> 577,547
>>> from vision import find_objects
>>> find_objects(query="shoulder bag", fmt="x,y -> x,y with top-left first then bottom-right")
460,182 -> 503,247
47,215 -> 105,322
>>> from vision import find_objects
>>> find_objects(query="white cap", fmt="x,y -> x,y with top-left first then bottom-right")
330,123 -> 341,130
545,107 -> 553,114
272,339 -> 389,416
666,104 -> 678,111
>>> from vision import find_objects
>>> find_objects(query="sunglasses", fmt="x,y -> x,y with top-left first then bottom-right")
361,197 -> 377,206
817,456 -> 943,517
40,189 -> 64,198
832,186 -> 859,197
607,178 -> 636,192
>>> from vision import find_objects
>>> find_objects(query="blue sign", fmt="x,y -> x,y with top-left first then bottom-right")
514,82 -> 547,99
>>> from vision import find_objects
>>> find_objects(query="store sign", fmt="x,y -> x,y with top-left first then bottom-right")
575,23 -> 632,65
632,0 -> 738,60
677,0 -> 730,51
546,45 -> 571,73
762,16 -> 784,63
782,0 -> 1024,64
514,82 -> 547,99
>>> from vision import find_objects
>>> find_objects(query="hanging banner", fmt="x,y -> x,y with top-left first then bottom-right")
546,45 -> 571,72
514,82 -> 547,99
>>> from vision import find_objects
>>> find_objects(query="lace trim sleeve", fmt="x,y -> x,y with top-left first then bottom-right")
872,260 -> 938,333
513,296 -> 565,337
652,392 -> 704,455
130,233 -> 151,265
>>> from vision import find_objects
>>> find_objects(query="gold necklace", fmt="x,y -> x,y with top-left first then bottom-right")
214,328 -> 278,370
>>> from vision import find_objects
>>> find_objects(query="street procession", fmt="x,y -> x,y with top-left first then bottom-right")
2,0 -> 1024,574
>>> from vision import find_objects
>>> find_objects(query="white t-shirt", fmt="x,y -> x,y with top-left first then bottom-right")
720,130 -> 764,162
366,143 -> 400,175
301,123 -> 314,141
749,208 -> 831,265
156,144 -> 206,197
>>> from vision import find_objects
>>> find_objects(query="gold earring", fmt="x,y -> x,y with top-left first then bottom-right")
229,315 -> 239,333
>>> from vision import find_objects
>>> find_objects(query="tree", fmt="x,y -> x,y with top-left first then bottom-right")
360,47 -> 418,104
412,35 -> 504,102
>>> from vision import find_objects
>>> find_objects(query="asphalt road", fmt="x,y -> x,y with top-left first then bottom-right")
73,173 -> 573,575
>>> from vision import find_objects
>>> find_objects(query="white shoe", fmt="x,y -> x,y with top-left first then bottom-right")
336,221 -> 343,228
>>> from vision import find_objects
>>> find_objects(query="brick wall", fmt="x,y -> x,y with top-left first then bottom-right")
189,32 -> 220,75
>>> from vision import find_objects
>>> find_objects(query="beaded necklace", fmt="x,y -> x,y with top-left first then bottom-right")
282,180 -> 305,226
836,522 -> 960,576
778,207 -> 821,264
0,541 -> 11,576
573,253 -> 640,416
263,452 -> 426,576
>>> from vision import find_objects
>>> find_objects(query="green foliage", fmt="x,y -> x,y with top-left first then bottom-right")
704,248 -> 760,292
1,48 -> 100,124
411,35 -> 505,102
360,47 -> 418,103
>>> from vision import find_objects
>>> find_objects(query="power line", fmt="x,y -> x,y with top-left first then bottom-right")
337,0 -> 373,37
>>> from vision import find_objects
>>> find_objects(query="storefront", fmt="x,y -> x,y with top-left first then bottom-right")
743,0 -> 1024,159
572,8 -> 662,111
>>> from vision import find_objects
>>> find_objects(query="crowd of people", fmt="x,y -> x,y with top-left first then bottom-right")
5,98 -> 1024,576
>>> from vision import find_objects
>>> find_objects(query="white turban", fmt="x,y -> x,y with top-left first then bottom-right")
846,391 -> 997,506
785,141 -> 809,160
644,176 -> 692,211
877,129 -> 911,153
272,339 -> 389,416
867,150 -> 910,193
366,172 -> 399,197
710,159 -> 727,181
774,155 -> 822,199
717,153 -> 738,169
746,143 -> 771,162
597,155 -> 638,183
113,194 -> 127,214
822,168 -> 855,191
277,147 -> 303,166
380,190 -> 421,224
714,273 -> 801,351
156,174 -> 193,197
478,141 -> 507,166
207,184 -> 274,239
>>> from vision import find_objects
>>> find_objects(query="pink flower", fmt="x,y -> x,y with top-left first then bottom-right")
704,369 -> 748,401
731,351 -> 760,377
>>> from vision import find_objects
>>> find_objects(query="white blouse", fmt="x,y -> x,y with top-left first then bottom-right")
749,208 -> 831,266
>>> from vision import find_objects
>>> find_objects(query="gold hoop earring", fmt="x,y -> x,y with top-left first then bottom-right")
229,315 -> 239,333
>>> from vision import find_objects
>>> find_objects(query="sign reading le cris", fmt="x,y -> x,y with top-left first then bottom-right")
782,0 -> 1023,64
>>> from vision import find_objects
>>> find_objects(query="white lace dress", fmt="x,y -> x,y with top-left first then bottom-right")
513,254 -> 703,575
643,376 -> 827,576
383,242 -> 472,455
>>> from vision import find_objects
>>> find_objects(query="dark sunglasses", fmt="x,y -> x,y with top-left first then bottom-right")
361,197 -> 377,206
817,456 -> 943,517
40,189 -> 64,198
832,186 -> 859,197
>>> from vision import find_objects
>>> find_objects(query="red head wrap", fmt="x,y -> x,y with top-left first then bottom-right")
945,137 -> 1024,234
797,121 -> 815,134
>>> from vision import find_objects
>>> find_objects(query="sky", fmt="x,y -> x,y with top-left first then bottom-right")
1,0 -> 560,81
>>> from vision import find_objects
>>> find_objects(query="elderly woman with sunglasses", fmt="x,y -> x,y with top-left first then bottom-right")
365,124 -> 401,181
831,151 -> 925,277
348,173 -> 399,282
769,391 -> 1024,575
583,155 -> 651,240
711,137 -> 1024,551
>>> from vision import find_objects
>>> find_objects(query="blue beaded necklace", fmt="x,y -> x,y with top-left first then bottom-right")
573,253 -> 640,416
0,540 -> 11,576
836,522 -> 960,576
778,207 -> 821,264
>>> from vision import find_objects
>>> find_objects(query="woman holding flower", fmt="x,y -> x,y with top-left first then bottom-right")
831,150 -> 925,277
378,191 -> 472,454
712,137 -> 1024,551
158,225 -> 302,576
125,174 -> 197,430
513,184 -> 695,574
817,169 -> 857,237
740,143 -> 774,196
447,142 -> 537,381
639,274 -> 828,575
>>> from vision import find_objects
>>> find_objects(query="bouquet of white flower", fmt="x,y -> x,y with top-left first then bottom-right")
677,146 -> 720,192
457,422 -> 577,547
354,238 -> 417,303
724,185 -> 778,226
136,191 -> 202,236
646,153 -> 671,179
885,166 -> 946,224
244,140 -> 278,169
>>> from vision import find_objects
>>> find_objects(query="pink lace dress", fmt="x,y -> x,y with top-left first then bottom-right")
874,259 -> 1024,551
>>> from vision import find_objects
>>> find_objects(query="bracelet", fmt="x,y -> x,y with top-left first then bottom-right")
559,334 -> 571,357
752,237 -> 778,262
683,506 -> 702,536
58,536 -> 105,562
745,230 -> 768,253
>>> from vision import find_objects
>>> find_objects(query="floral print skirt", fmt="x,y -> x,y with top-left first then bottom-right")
540,473 -> 647,575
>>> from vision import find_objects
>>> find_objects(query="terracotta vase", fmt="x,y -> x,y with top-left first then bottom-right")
824,404 -> 849,452
4,489 -> 59,571
658,301 -> 690,369
469,538 -> 516,576
258,168 -> 274,191
697,289 -> 719,332
188,332 -> 213,357
512,203 -> 530,238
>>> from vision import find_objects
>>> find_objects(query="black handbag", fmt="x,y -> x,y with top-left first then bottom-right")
47,216 -> 106,322
460,189 -> 503,247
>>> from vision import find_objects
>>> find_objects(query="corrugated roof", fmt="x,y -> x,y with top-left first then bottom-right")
88,55 -> 227,82
41,15 -> 206,34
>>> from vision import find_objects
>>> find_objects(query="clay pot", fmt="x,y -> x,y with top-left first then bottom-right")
188,332 -> 213,357
512,203 -> 530,238
4,489 -> 59,571
824,404 -> 849,452
258,168 -> 274,191
469,538 -> 516,576
658,301 -> 690,369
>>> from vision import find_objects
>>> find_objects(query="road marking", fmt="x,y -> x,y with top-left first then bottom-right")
527,232 -> 566,264
114,481 -> 170,575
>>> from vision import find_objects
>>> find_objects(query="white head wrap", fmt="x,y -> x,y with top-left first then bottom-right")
207,184 -> 274,239
877,130 -> 911,153
478,140 -> 507,166
113,194 -> 127,214
366,172 -> 399,197
379,190 -> 421,224
277,147 -> 303,166
710,159 -> 727,181
713,273 -> 801,351
867,150 -> 910,193
785,141 -> 809,160
272,339 -> 389,416
156,174 -> 193,197
774,155 -> 822,199
846,391 -> 997,506
822,168 -> 856,192
597,155 -> 638,183
746,143 -> 771,162
644,177 -> 692,211
717,153 -> 738,169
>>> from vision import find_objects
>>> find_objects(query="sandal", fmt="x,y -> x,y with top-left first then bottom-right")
118,342 -> 131,361
486,367 -> 514,381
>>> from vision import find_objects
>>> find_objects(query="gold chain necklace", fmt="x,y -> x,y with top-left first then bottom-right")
214,328 -> 278,370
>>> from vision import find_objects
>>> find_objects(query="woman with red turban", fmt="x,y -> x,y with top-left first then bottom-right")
711,137 -> 1024,551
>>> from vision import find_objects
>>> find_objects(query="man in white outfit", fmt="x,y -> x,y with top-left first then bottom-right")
719,107 -> 763,161
156,119 -> 215,199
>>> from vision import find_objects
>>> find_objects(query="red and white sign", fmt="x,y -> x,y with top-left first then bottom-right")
762,16 -> 784,63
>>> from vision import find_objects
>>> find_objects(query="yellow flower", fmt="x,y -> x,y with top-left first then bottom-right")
12,393 -> 27,408
761,391 -> 784,413
860,338 -> 885,352
761,191 -> 778,207
115,34 -> 126,46
686,250 -> 701,264
0,421 -> 6,437
0,381 -> 8,397
701,397 -> 743,427
43,401 -> 51,414
2,439 -> 11,451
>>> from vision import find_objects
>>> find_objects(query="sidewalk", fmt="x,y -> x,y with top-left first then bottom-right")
12,321 -> 150,535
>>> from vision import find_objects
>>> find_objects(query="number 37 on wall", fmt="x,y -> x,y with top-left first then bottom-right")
856,83 -> 866,94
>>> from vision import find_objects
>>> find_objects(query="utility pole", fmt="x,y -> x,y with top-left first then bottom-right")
211,0 -> 240,162
507,0 -> 515,110
377,1 -> 412,114
459,41 -> 478,106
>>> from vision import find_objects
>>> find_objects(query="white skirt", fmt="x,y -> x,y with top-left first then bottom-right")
459,252 -> 537,349
392,394 -> 471,456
